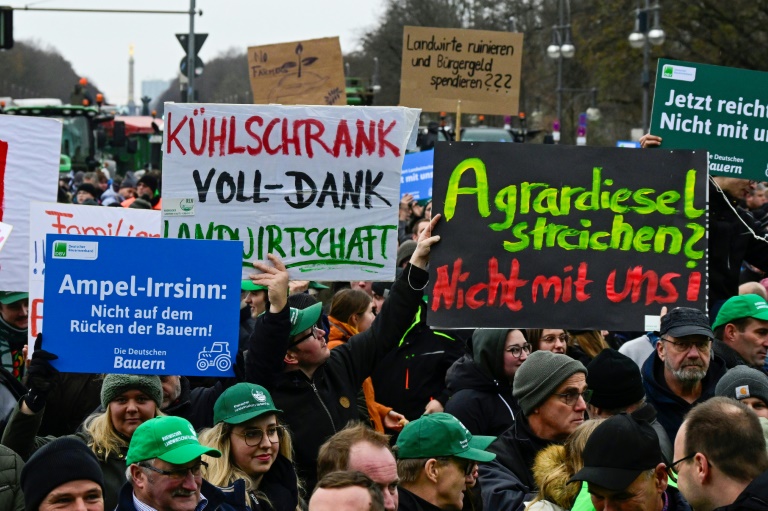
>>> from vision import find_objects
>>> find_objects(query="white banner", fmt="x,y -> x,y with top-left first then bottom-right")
29,201 -> 161,346
162,103 -> 420,280
0,116 -> 60,291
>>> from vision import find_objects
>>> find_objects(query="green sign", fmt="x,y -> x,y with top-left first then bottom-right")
651,58 -> 768,182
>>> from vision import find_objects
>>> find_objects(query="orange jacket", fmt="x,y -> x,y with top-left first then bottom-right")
327,316 -> 392,432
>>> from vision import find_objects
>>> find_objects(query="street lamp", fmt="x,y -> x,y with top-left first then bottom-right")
547,0 -> 575,143
628,0 -> 664,133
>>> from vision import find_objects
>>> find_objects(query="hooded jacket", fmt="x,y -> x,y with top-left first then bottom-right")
445,329 -> 518,436
641,351 -> 727,442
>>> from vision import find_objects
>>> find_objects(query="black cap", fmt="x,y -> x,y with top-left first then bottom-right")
659,307 -> 713,338
372,268 -> 403,298
568,413 -> 662,491
586,350 -> 645,409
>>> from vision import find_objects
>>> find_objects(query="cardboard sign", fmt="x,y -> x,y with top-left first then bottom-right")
651,59 -> 768,181
28,202 -> 161,347
400,26 -> 523,115
162,103 -> 420,281
42,235 -> 241,376
247,37 -> 347,105
0,116 -> 60,291
401,149 -> 434,201
428,143 -> 708,330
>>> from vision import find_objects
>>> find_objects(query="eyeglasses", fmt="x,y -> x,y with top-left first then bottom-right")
139,461 -> 208,480
437,457 -> 476,476
540,333 -> 569,344
553,389 -> 592,406
661,337 -> 712,354
667,453 -> 696,483
234,425 -> 284,446
289,325 -> 323,348
505,343 -> 532,358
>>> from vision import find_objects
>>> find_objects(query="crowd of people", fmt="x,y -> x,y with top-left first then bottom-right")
1,134 -> 768,511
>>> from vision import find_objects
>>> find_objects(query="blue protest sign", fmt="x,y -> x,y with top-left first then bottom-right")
43,235 -> 242,376
400,149 -> 434,201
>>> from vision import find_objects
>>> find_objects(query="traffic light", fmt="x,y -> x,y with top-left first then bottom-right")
0,7 -> 13,50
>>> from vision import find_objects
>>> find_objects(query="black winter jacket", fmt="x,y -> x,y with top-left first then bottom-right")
245,264 -> 428,493
479,417 -> 556,511
710,182 -> 768,307
163,376 -> 226,431
713,469 -> 768,511
444,329 -> 518,436
370,302 -> 466,421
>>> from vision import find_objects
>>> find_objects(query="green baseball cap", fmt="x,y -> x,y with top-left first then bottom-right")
241,279 -> 267,292
214,383 -> 282,425
126,416 -> 221,466
0,292 -> 28,305
712,294 -> 768,331
396,413 -> 496,462
289,302 -> 323,336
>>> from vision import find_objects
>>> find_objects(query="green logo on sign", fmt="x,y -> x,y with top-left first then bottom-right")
54,242 -> 67,257
663,65 -> 673,78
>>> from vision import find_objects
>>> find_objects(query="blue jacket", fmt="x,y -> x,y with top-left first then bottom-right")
641,351 -> 726,442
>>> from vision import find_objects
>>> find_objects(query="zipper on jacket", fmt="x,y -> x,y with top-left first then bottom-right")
310,381 -> 337,433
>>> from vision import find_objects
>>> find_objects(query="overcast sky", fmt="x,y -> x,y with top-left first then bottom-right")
15,0 -> 384,105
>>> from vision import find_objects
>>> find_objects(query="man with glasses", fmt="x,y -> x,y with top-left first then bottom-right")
479,350 -> 588,511
120,416 -> 249,511
642,307 -> 726,442
445,328 -> 529,435
568,413 -> 688,511
395,413 -> 496,511
673,397 -> 768,511
245,216 -> 441,492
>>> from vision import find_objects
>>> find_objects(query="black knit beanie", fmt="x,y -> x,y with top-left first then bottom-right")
21,437 -> 104,511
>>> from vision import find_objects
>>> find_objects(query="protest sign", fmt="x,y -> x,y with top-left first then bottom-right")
401,149 -> 433,201
162,103 -> 420,281
428,143 -> 708,330
651,59 -> 768,181
43,235 -> 241,376
247,37 -> 347,105
0,222 -> 13,253
0,116 -> 60,291
399,26 -> 523,115
28,202 -> 161,346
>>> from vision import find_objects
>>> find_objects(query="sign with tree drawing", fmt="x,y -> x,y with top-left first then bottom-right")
247,37 -> 347,106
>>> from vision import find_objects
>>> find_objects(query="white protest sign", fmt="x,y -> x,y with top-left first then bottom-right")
28,202 -> 161,346
0,222 -> 13,253
162,103 -> 420,280
0,116 -> 60,291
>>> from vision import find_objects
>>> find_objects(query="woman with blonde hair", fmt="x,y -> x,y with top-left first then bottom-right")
527,419 -> 604,511
199,382 -> 300,511
2,365 -> 162,511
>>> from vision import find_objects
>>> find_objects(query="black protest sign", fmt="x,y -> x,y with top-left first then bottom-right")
428,143 -> 708,330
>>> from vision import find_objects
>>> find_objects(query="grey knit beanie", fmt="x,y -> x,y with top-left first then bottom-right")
716,365 -> 768,406
513,350 -> 587,416
100,374 -> 162,409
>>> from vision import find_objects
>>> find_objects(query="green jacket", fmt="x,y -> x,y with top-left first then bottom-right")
0,445 -> 23,511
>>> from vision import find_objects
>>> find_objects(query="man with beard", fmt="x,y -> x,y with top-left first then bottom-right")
642,307 -> 726,442
0,292 -> 28,380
